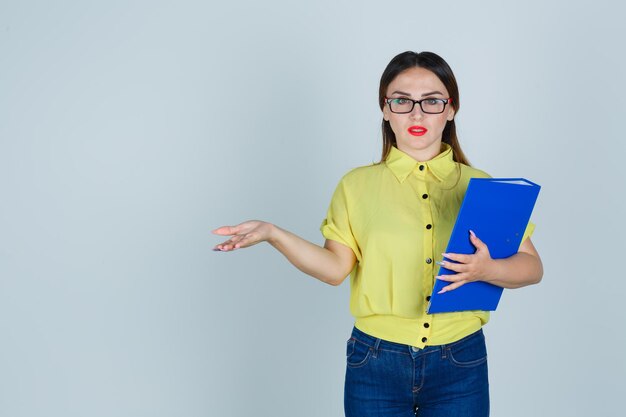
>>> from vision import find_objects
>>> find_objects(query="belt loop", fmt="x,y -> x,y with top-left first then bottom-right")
441,344 -> 447,359
371,337 -> 382,358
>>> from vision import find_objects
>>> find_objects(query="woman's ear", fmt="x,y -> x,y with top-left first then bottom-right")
446,107 -> 455,122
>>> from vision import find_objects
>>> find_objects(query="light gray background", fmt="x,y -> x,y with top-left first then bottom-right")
1,0 -> 624,416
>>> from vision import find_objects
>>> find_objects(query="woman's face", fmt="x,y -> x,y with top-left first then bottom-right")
383,67 -> 455,161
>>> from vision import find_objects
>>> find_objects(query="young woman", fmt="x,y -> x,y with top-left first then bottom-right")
212,51 -> 543,417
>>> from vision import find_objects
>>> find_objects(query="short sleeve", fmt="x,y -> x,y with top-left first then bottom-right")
520,221 -> 536,244
319,178 -> 362,262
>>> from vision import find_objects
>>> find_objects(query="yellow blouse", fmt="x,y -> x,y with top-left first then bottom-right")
320,144 -> 535,348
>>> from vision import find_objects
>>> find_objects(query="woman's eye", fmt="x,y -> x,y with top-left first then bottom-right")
394,98 -> 410,105
425,99 -> 439,105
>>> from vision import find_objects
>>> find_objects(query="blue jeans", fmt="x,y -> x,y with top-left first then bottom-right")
344,326 -> 489,417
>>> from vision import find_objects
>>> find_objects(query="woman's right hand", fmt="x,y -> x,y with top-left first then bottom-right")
211,220 -> 275,251
212,220 -> 356,285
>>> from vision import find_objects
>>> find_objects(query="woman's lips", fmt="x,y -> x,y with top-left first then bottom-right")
408,125 -> 428,136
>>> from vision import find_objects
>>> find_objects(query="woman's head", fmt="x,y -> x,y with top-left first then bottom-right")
378,51 -> 469,165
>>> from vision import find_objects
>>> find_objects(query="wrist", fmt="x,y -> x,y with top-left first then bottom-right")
483,258 -> 503,283
266,223 -> 280,245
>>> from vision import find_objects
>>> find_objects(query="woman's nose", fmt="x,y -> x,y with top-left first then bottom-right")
410,105 -> 424,120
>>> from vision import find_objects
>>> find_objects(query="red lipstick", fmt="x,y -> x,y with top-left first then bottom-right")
408,125 -> 428,136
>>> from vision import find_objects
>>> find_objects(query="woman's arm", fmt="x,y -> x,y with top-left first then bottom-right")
435,231 -> 543,293
212,221 -> 356,286
482,237 -> 543,288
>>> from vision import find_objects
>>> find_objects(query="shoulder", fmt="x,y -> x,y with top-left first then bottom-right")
337,161 -> 386,186
459,163 -> 492,179
453,164 -> 492,191
328,162 -> 386,206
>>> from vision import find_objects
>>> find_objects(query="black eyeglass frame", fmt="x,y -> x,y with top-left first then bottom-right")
384,97 -> 453,114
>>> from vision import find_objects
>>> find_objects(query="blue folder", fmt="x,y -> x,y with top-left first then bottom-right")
427,178 -> 541,314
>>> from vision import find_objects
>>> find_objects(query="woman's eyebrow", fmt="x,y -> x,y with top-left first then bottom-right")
390,90 -> 412,96
389,90 -> 444,97
421,91 -> 443,97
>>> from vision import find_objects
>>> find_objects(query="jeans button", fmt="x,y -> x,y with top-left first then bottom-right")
411,346 -> 419,352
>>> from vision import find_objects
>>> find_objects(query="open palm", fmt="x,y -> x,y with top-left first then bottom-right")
212,220 -> 273,251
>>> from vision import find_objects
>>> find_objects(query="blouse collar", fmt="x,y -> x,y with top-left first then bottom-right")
385,143 -> 457,183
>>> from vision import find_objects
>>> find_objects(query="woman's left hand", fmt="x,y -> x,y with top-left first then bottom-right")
436,230 -> 497,294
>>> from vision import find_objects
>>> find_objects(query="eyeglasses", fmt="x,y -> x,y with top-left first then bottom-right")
384,97 -> 453,114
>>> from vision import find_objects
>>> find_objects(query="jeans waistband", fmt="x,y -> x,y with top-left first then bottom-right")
350,325 -> 484,356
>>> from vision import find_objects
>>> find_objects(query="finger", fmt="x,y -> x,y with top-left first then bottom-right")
212,225 -> 238,235
213,241 -> 233,251
437,260 -> 467,273
436,275 -> 456,282
442,252 -> 472,264
213,235 -> 244,251
218,232 -> 260,250
436,272 -> 468,283
438,280 -> 468,294
469,230 -> 488,251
